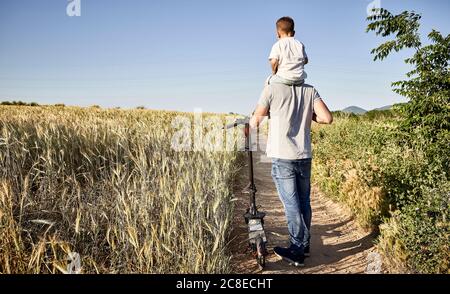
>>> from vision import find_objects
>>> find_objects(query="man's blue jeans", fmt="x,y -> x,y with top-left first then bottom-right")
271,158 -> 312,254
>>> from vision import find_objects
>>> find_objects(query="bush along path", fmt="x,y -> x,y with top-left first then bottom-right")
230,138 -> 381,274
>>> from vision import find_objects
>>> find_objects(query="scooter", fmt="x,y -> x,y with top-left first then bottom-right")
225,118 -> 268,269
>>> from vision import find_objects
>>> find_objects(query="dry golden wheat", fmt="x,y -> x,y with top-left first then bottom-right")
0,106 -> 241,273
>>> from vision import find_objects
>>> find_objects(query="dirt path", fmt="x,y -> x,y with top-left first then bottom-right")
230,142 -> 378,274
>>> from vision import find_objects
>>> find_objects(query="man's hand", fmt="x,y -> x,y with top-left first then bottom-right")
244,124 -> 250,138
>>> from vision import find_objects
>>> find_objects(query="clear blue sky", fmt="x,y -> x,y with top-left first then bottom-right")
0,0 -> 449,113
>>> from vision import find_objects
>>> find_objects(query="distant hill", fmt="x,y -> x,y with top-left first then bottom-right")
340,105 -> 394,114
373,105 -> 393,111
342,106 -> 367,114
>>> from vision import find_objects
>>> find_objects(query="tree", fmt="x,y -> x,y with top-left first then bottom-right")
1,101 -> 39,106
367,8 -> 450,174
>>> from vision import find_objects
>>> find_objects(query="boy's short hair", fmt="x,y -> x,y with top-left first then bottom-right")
276,17 -> 295,34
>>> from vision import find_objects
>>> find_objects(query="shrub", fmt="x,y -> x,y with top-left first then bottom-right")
378,180 -> 450,273
1,101 -> 39,107
312,114 -> 449,273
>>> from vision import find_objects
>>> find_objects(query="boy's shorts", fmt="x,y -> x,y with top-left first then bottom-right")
266,74 -> 304,86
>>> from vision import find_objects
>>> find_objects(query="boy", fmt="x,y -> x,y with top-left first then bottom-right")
267,17 -> 308,86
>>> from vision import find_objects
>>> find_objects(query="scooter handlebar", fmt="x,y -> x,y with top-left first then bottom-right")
223,117 -> 250,129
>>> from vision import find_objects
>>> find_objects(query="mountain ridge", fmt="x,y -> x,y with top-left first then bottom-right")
340,105 -> 393,114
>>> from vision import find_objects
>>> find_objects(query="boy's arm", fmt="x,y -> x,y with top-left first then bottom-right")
303,44 -> 309,65
270,59 -> 279,75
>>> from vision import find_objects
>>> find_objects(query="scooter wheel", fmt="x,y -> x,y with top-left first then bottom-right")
256,237 -> 266,269
257,255 -> 266,269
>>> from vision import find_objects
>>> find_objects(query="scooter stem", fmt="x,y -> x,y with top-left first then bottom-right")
245,123 -> 258,216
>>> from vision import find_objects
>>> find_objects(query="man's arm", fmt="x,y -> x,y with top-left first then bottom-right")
270,59 -> 279,75
313,99 -> 333,124
250,104 -> 269,129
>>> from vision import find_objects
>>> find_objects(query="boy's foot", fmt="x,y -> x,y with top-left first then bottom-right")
304,245 -> 310,257
273,246 -> 305,267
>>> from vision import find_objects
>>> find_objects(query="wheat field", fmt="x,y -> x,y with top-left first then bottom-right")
0,106 -> 242,274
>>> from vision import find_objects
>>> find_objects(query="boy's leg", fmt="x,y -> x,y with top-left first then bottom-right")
265,75 -> 274,85
269,75 -> 304,86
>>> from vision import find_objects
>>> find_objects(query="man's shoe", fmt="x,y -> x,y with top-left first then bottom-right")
274,246 -> 305,267
304,245 -> 310,257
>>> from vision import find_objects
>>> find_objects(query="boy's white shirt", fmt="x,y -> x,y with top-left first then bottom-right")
269,37 -> 308,81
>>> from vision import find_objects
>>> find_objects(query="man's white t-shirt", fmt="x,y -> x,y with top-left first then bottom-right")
258,83 -> 322,160
269,37 -> 308,81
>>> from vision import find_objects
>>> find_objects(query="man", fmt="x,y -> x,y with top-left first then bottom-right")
249,80 -> 333,267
